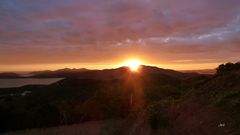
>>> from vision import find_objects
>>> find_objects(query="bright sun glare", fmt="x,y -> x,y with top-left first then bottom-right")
125,59 -> 142,72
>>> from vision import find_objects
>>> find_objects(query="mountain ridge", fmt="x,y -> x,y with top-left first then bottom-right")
0,65 -> 200,79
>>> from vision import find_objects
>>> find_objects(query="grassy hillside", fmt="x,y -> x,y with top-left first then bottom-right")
1,120 -> 124,135
0,69 -> 186,133
0,63 -> 240,135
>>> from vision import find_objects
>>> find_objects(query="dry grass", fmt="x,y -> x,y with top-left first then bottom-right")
1,120 -> 123,135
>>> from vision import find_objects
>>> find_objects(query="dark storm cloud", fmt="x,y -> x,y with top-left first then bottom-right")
0,0 -> 240,64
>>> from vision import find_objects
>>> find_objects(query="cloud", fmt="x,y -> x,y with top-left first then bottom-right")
0,0 -> 239,65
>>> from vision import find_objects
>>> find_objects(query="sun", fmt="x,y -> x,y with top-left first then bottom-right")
124,59 -> 142,72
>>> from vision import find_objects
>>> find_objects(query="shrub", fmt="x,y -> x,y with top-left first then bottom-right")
216,62 -> 240,74
147,101 -> 170,130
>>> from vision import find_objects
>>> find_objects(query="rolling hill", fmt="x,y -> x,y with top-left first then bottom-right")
0,63 -> 240,135
30,66 -> 199,79
0,72 -> 21,79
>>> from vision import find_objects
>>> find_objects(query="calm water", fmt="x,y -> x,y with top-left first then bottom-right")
0,78 -> 63,88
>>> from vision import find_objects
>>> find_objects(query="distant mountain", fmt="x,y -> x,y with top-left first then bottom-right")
0,72 -> 21,78
140,65 -> 199,79
181,69 -> 216,74
31,65 -> 200,79
0,66 -> 199,79
30,68 -> 89,78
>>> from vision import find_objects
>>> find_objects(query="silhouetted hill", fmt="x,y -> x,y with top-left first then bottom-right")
31,65 -> 200,79
30,68 -> 89,78
0,66 -> 200,79
0,72 -> 21,78
181,69 -> 216,74
140,65 -> 199,79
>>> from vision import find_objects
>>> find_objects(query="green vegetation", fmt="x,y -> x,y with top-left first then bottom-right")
147,100 -> 172,130
1,64 -> 240,134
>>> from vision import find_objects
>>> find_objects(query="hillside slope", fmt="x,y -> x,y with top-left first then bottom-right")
1,63 -> 240,135
167,63 -> 240,135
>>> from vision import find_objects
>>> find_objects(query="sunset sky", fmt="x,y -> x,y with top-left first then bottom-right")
0,0 -> 240,71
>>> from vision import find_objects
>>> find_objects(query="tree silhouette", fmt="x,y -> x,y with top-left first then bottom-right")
216,62 -> 240,74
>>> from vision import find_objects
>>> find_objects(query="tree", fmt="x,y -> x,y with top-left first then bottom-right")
216,62 -> 240,74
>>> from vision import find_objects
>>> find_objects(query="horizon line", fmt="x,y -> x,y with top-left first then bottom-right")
0,64 -> 217,73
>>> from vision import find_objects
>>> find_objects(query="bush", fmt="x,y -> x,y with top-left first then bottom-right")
216,62 -> 240,74
147,101 -> 170,130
